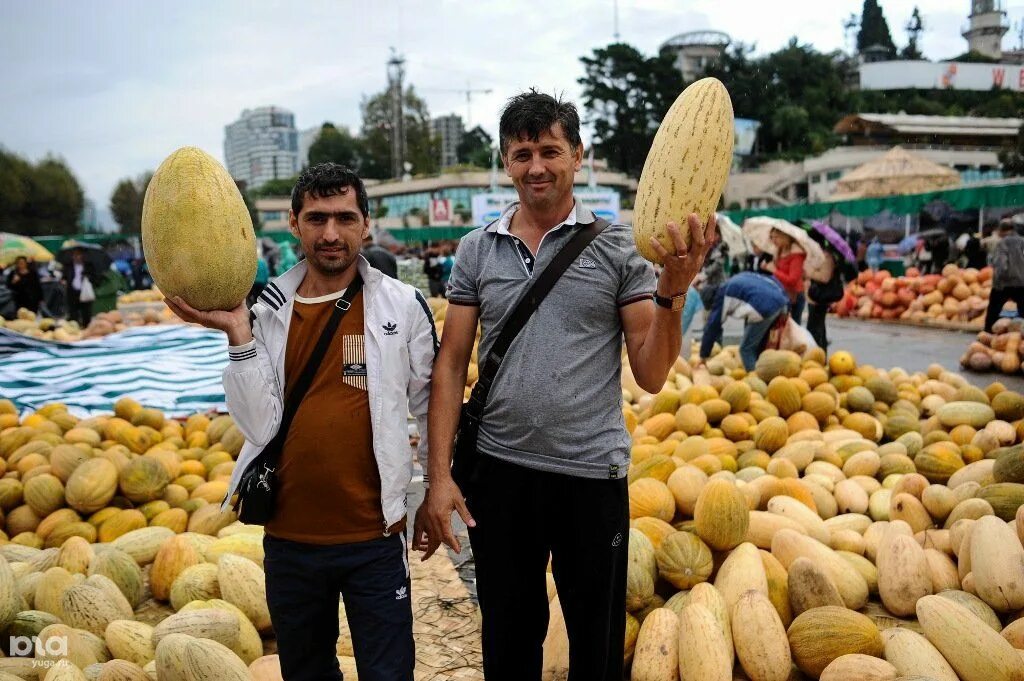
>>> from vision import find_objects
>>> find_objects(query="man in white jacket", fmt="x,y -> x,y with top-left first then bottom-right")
167,163 -> 435,681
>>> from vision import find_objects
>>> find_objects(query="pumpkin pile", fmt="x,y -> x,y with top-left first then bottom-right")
597,346 -> 1024,681
961,317 -> 1023,376
834,265 -> 995,329
0,398 -> 338,680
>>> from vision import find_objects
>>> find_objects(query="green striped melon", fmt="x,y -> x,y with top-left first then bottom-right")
632,78 -> 734,263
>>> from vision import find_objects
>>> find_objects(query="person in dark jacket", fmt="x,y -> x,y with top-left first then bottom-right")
805,232 -> 845,351
963,234 -> 987,270
64,249 -> 97,327
700,272 -> 790,371
6,256 -> 43,314
362,236 -> 398,279
984,221 -> 1024,332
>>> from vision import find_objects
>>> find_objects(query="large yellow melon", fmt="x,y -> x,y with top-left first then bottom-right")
632,78 -> 734,263
142,147 -> 257,311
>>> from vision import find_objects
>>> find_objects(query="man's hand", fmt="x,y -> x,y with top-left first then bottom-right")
650,213 -> 717,297
164,296 -> 252,345
412,476 -> 475,560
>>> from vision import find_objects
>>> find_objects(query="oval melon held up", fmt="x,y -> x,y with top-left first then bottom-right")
632,77 -> 734,264
142,146 -> 257,311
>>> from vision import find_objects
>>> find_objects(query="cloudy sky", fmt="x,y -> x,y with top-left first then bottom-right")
0,0 -> 1017,227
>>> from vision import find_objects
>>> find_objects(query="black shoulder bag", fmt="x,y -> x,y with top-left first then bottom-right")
450,219 -> 609,491
233,274 -> 364,525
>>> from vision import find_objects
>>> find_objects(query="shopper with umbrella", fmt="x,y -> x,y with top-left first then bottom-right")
743,217 -> 826,326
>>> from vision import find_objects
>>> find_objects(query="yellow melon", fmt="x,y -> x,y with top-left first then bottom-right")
632,78 -> 734,263
142,146 -> 258,310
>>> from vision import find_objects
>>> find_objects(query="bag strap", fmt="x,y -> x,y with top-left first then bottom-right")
466,218 -> 610,413
274,273 -> 364,447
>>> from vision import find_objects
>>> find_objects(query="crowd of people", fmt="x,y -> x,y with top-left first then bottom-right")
685,219 -> 1024,369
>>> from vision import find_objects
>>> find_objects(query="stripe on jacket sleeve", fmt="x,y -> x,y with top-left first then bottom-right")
257,291 -> 282,311
265,282 -> 286,305
414,291 -> 439,355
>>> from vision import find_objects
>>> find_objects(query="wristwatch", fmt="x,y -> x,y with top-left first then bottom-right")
653,291 -> 687,311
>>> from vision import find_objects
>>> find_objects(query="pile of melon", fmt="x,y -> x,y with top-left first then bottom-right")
0,311 -> 82,343
612,346 -> 1024,681
834,266 -> 995,328
80,309 -> 181,341
961,317 -> 1022,376
428,299 -> 480,399
0,398 -> 322,681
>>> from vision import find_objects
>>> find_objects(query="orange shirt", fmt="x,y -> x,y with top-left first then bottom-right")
265,289 -> 403,544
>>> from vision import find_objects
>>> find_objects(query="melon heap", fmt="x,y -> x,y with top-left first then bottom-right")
632,78 -> 734,264
835,265 -> 997,328
142,147 -> 257,311
961,317 -> 1023,376
562,344 -> 1024,680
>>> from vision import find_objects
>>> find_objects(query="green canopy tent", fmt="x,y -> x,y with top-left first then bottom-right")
724,182 -> 1024,225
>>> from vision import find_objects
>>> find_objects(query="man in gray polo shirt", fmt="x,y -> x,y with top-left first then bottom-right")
414,90 -> 715,681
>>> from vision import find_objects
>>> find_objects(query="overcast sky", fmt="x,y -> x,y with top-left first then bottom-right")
0,0 -> 1019,227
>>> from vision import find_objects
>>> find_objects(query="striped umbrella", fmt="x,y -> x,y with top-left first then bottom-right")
0,233 -> 54,267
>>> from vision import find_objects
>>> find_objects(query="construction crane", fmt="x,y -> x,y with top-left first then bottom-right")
421,83 -> 493,127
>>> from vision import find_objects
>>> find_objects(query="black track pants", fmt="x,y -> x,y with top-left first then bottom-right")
466,455 -> 629,681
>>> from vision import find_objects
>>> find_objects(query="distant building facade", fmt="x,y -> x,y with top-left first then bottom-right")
432,114 -> 464,169
224,107 -> 300,190
660,31 -> 731,83
964,0 -> 1009,60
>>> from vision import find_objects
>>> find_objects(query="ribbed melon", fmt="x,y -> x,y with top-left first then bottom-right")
142,147 -> 257,311
632,78 -> 734,264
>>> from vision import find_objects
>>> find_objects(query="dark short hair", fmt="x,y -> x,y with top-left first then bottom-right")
291,163 -> 369,219
499,90 -> 581,156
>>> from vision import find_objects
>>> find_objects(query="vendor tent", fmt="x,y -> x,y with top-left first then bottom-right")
832,146 -> 961,199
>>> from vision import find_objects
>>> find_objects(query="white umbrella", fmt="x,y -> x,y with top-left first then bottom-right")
742,216 -> 826,273
715,213 -> 750,257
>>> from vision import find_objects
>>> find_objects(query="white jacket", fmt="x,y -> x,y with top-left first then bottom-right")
219,257 -> 436,535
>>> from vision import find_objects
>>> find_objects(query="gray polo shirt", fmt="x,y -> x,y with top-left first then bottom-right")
446,200 -> 656,479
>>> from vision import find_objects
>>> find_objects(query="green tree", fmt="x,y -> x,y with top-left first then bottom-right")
235,180 -> 261,232
252,176 -> 298,198
771,105 -> 811,153
0,150 -> 32,228
457,125 -> 494,168
308,122 -> 360,168
109,172 -> 151,234
901,6 -> 925,60
21,157 -> 85,236
358,86 -> 439,179
999,123 -> 1024,177
857,0 -> 897,57
577,42 -> 684,177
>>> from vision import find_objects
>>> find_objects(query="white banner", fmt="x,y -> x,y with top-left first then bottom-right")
861,60 -> 1024,91
471,191 -> 621,226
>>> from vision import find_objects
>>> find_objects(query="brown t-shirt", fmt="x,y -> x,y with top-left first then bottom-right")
265,289 -> 403,544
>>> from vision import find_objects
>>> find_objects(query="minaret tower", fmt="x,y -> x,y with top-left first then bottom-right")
963,0 -> 1009,60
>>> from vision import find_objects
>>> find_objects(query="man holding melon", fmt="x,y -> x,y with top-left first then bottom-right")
168,163 -> 435,681
414,91 -> 716,680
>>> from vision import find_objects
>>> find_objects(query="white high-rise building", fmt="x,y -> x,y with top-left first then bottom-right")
432,114 -> 464,169
224,107 -> 300,190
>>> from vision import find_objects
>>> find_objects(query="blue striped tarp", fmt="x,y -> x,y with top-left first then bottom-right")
0,325 -> 229,417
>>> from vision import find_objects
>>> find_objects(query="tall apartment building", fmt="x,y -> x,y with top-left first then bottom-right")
224,107 -> 300,190
432,114 -> 464,169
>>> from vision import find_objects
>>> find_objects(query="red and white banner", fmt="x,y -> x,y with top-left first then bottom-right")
428,199 -> 452,226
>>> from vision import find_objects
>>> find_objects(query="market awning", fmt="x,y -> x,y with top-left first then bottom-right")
725,181 -> 1024,223
384,226 -> 477,243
